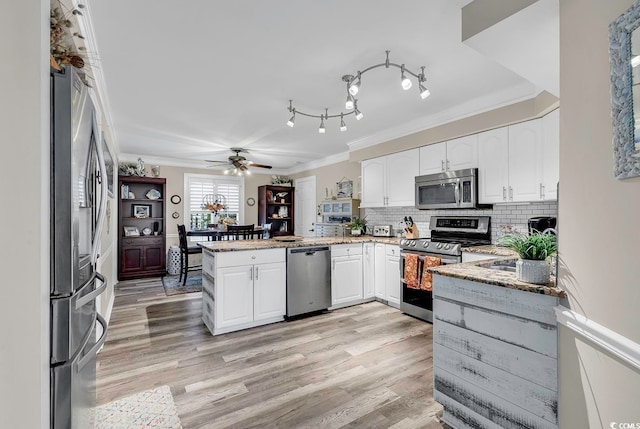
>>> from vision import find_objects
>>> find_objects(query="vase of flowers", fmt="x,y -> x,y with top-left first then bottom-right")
498,232 -> 557,284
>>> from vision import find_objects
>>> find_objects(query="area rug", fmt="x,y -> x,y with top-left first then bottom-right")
161,271 -> 202,296
94,385 -> 182,429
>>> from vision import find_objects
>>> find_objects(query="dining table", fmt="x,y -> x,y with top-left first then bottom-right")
187,226 -> 266,241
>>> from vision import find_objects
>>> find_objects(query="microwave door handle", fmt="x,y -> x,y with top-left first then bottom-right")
455,179 -> 461,207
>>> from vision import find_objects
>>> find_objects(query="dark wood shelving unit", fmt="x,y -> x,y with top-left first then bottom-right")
118,176 -> 166,280
258,185 -> 295,237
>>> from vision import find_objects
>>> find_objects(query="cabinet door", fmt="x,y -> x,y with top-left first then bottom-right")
253,262 -> 286,321
541,109 -> 559,200
446,134 -> 478,171
478,127 -> 509,203
386,148 -> 420,207
374,243 -> 386,299
121,247 -> 143,273
509,119 -> 542,202
216,266 -> 254,328
363,243 -> 375,299
361,158 -> 386,207
419,142 -> 446,175
331,255 -> 363,305
385,254 -> 401,306
142,246 -> 164,271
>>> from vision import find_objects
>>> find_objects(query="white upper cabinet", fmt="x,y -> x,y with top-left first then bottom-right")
478,127 -> 510,203
419,135 -> 478,176
541,109 -> 559,200
360,148 -> 419,208
419,142 -> 447,175
508,119 -> 542,202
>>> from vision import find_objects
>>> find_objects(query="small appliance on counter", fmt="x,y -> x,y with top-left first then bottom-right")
372,225 -> 393,237
528,216 -> 557,235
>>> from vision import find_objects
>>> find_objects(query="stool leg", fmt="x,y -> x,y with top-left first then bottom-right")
179,252 -> 184,282
183,253 -> 189,286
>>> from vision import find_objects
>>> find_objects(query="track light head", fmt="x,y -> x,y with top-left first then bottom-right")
419,83 -> 430,99
349,73 -> 361,96
319,115 -> 326,133
340,114 -> 347,132
345,93 -> 354,110
286,112 -> 295,127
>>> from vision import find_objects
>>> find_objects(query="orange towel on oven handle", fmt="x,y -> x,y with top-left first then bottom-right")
420,256 -> 442,291
404,253 -> 420,289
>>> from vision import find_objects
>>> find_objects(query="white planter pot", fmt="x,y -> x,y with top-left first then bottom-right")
351,229 -> 362,236
516,259 -> 551,284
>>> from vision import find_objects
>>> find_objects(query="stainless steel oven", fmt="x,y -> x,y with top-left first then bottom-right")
399,216 -> 491,322
415,168 -> 486,210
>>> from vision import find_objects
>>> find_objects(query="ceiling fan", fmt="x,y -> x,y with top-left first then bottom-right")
205,147 -> 273,175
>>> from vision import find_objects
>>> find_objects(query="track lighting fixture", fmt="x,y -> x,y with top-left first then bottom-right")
286,51 -> 429,132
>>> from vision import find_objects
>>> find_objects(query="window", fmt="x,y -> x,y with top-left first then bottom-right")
184,173 -> 243,230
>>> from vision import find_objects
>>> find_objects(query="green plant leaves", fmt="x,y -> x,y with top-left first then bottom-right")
498,232 -> 557,260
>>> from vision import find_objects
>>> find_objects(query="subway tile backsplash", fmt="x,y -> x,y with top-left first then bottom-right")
363,202 -> 557,243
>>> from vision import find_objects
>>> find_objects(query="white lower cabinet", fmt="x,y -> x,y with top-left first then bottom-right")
331,244 -> 364,307
203,248 -> 286,335
374,243 -> 386,299
385,245 -> 400,307
363,243 -> 375,299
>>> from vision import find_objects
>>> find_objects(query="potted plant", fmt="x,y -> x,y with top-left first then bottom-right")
350,216 -> 367,236
498,232 -> 557,284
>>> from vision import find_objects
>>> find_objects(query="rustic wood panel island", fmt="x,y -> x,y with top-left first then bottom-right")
430,260 -> 565,429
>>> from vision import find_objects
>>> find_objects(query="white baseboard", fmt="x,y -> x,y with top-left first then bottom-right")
555,306 -> 640,371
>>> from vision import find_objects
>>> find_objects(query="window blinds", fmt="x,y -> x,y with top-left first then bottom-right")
185,175 -> 242,218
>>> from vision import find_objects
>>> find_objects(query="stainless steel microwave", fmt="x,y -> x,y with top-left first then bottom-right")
415,168 -> 487,210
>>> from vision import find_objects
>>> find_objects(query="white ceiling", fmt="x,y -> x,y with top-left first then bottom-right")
87,0 -> 540,172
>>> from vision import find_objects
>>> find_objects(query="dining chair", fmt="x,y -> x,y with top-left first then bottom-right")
177,225 -> 202,285
226,224 -> 255,240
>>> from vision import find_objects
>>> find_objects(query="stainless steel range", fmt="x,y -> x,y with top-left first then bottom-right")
399,216 -> 491,322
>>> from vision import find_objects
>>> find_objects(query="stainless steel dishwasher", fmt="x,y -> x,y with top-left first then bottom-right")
286,246 -> 331,317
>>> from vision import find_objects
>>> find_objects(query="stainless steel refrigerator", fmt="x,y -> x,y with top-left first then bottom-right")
50,66 -> 109,428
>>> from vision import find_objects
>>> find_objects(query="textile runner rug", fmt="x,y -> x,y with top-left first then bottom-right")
94,385 -> 182,429
161,271 -> 202,296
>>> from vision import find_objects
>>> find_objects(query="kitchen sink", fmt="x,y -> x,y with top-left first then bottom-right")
485,259 -> 517,272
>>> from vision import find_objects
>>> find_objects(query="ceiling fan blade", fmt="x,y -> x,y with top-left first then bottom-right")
248,163 -> 273,169
205,160 -> 229,164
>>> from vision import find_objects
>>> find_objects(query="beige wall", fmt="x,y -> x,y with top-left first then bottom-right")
290,160 -> 363,216
559,0 -> 640,426
0,1 -> 49,427
350,91 -> 558,162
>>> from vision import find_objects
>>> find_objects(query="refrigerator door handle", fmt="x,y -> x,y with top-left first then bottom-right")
76,313 -> 108,373
75,272 -> 106,310
91,128 -> 109,265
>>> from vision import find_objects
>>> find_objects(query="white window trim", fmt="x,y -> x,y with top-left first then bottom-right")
183,173 -> 244,228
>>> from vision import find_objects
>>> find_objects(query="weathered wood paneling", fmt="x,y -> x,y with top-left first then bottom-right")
438,394 -> 504,429
434,275 -> 559,325
435,368 -> 557,429
434,343 -> 557,423
434,320 -> 557,391
434,298 -> 557,358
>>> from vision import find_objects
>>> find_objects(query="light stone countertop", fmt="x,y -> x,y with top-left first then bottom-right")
199,235 -> 400,253
461,244 -> 519,257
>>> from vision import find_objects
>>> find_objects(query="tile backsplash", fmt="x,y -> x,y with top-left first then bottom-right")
363,202 -> 558,243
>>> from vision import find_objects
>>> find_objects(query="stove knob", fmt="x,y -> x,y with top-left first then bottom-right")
410,241 -> 416,247
400,239 -> 406,245
444,244 -> 451,250
423,241 -> 430,248
436,243 -> 443,249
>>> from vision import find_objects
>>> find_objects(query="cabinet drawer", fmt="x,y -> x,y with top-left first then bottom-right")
121,236 -> 164,246
331,243 -> 363,257
202,250 -> 215,274
386,244 -> 399,257
216,248 -> 286,268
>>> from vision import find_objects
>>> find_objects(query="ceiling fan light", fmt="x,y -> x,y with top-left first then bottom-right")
223,169 -> 230,175
345,94 -> 354,110
419,83 -> 431,99
286,114 -> 295,127
245,169 -> 251,175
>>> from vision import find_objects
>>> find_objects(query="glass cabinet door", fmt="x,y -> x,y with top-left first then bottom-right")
322,203 -> 331,214
341,202 -> 351,213
332,203 -> 341,213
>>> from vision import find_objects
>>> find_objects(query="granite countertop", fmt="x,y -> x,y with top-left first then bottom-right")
461,244 -> 519,257
429,257 -> 565,298
199,235 -> 400,252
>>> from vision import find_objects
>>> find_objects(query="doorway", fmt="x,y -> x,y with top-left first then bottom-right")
294,176 -> 317,238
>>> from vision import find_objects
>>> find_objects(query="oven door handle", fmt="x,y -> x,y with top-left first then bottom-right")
455,179 -> 461,207
400,251 -> 459,265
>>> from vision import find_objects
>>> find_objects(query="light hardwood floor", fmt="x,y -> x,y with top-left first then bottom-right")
97,277 -> 444,428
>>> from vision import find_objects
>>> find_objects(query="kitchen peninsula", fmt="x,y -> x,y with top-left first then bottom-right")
429,259 -> 565,429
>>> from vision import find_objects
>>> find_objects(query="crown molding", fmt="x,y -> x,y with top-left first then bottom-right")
71,0 -> 120,155
346,82 -> 540,152
283,151 -> 350,176
555,306 -> 640,372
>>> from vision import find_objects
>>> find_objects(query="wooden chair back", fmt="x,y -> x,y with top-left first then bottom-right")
226,224 -> 255,240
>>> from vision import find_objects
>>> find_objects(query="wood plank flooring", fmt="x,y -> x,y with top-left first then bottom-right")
97,277 -> 444,428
